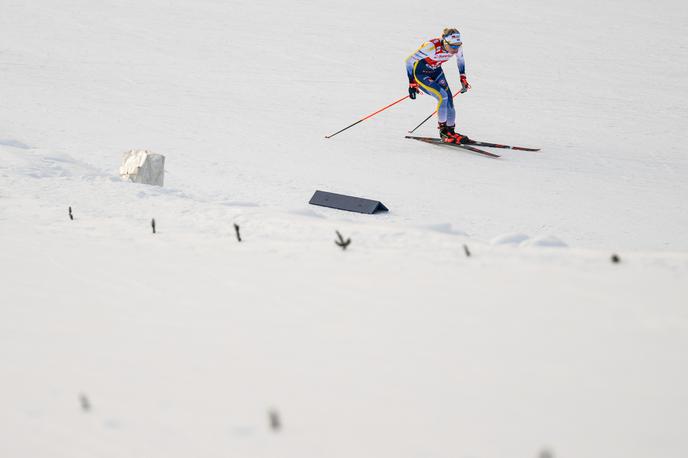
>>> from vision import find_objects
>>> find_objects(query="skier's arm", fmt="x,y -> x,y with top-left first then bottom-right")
456,46 -> 466,76
456,47 -> 470,92
405,42 -> 436,82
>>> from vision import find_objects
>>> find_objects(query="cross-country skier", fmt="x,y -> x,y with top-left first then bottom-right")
405,28 -> 471,143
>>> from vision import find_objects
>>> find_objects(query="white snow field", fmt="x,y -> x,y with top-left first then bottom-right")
1,1 -> 687,457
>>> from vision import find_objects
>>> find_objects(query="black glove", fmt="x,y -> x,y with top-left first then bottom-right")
408,81 -> 420,99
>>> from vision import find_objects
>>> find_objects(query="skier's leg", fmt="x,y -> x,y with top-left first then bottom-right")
434,73 -> 455,126
415,75 -> 454,138
432,75 -> 468,142
415,81 -> 445,121
446,97 -> 456,127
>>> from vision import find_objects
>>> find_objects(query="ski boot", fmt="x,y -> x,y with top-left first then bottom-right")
446,124 -> 471,144
438,122 -> 452,142
439,123 -> 470,144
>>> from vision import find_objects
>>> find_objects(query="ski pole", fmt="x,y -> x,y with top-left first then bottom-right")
325,94 -> 411,138
407,90 -> 462,134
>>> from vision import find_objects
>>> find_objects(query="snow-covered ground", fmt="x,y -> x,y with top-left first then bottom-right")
1,1 -> 687,457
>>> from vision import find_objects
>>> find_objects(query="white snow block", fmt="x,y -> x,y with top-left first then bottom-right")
119,150 -> 165,186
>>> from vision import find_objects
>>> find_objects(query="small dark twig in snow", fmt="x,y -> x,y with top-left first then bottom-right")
68,206 -> 74,220
463,244 -> 471,257
335,230 -> 351,250
79,393 -> 91,412
538,448 -> 555,458
268,408 -> 281,432
151,218 -> 156,234
611,253 -> 620,263
234,223 -> 242,242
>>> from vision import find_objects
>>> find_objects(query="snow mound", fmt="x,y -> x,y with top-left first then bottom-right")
0,148 -> 105,179
422,222 -> 469,236
0,138 -> 31,149
491,233 -> 531,245
289,207 -> 325,218
520,235 -> 569,248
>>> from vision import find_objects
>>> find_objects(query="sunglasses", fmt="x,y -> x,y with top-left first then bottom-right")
445,41 -> 462,49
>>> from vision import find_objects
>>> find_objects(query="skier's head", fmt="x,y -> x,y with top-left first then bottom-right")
441,28 -> 462,54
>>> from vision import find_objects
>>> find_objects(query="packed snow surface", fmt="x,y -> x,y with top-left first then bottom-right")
1,1 -> 687,457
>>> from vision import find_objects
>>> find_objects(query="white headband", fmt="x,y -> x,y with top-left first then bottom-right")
443,32 -> 462,45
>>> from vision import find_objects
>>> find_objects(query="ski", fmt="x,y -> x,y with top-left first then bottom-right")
465,140 -> 540,151
405,136 -> 501,158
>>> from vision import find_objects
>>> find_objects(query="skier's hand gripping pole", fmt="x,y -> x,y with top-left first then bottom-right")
408,81 -> 420,99
460,74 -> 471,93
